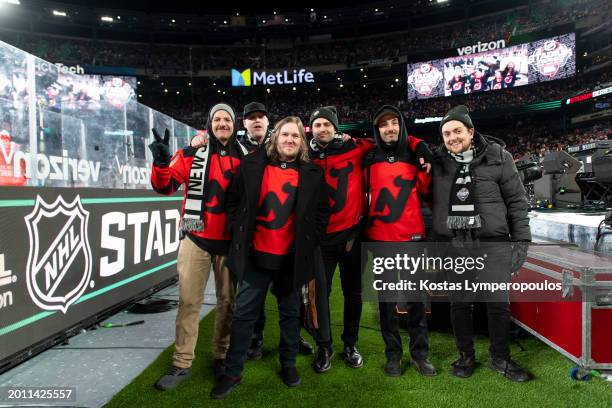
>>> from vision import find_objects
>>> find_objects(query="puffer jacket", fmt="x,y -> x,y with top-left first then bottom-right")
430,132 -> 531,241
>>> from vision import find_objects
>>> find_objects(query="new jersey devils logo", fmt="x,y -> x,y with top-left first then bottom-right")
369,176 -> 416,227
327,162 -> 353,214
24,195 -> 92,314
257,182 -> 297,229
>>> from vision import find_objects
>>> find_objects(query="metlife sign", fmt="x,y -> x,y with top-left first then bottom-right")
231,68 -> 315,87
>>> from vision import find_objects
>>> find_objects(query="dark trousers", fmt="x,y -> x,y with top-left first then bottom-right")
224,258 -> 301,377
251,304 -> 266,342
320,238 -> 362,347
450,302 -> 510,359
379,301 -> 429,361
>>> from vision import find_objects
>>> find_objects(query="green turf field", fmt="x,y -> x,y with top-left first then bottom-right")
106,278 -> 612,408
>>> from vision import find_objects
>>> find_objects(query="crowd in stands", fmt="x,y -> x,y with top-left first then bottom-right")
0,0 -> 606,72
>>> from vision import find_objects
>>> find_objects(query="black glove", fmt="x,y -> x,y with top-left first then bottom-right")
415,142 -> 434,168
149,128 -> 171,166
510,241 -> 530,276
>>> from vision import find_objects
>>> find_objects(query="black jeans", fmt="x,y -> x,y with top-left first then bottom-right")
252,304 -> 266,342
224,257 -> 301,377
379,301 -> 429,361
320,238 -> 362,347
450,302 -> 511,359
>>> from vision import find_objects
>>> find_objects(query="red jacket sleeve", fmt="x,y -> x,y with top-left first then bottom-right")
407,134 -> 424,152
151,149 -> 188,195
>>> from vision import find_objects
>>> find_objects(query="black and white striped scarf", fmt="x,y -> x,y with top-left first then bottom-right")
180,141 -> 248,234
447,147 -> 481,231
180,146 -> 210,233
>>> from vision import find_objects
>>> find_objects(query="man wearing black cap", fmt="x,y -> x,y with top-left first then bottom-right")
364,105 -> 436,378
149,103 -> 248,390
431,105 -> 532,382
307,106 -> 376,372
240,101 -> 271,152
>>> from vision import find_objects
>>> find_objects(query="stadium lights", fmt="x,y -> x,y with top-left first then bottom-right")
0,0 -> 20,5
235,12 -> 239,16
310,9 -> 314,12
223,20 -> 227,24
101,16 -> 114,22
176,91 -> 180,94
138,94 -> 142,98
292,86 -> 296,91
395,78 -> 399,82
52,10 -> 67,17
273,11 -> 277,15
262,20 -> 266,23
137,81 -> 141,85
285,18 -> 289,22
116,16 -> 121,19
363,84 -> 366,88
374,8 -> 378,12
339,84 -> 344,88
164,88 -> 168,93
266,88 -> 270,93
188,82 -> 191,86
436,0 -> 448,3
171,19 -> 176,23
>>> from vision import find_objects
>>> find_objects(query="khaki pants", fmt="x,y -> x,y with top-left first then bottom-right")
173,238 -> 235,368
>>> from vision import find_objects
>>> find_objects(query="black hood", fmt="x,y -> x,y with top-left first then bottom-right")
372,105 -> 408,155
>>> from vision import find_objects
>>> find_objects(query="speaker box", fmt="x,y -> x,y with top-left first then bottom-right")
542,151 -> 582,174
593,154 -> 612,185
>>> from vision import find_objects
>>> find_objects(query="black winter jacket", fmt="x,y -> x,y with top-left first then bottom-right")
430,132 -> 531,241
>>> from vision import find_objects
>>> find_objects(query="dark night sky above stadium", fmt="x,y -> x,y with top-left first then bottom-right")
52,0 -> 379,14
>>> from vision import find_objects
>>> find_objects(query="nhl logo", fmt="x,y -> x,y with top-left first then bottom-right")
24,195 -> 92,314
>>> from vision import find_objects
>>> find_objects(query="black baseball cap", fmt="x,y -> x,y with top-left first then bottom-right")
243,102 -> 268,118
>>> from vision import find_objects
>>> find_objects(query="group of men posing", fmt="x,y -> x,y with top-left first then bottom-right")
148,100 -> 532,399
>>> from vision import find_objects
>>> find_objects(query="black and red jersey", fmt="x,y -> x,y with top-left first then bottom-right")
310,138 -> 373,243
151,140 -> 242,254
252,161 -> 299,268
363,154 -> 430,242
365,105 -> 431,242
503,73 -> 516,88
449,76 -> 466,95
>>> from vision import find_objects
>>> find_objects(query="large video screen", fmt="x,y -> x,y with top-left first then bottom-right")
407,33 -> 575,100
41,70 -> 137,112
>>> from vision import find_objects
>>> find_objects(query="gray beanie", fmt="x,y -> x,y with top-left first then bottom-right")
209,103 -> 236,123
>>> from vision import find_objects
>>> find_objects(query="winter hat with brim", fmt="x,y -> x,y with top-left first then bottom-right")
310,106 -> 339,131
373,107 -> 400,126
439,105 -> 474,134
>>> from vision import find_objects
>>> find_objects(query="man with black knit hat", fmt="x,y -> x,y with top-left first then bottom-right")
431,105 -> 532,382
149,103 -> 248,390
307,105 -> 375,372
364,105 -> 437,378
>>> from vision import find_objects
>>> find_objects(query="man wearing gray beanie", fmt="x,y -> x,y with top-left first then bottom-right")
149,102 -> 249,390
430,105 -> 532,382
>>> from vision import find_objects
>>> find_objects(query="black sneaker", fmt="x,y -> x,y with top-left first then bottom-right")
488,357 -> 532,382
299,336 -> 314,355
312,347 -> 334,373
342,345 -> 364,368
247,338 -> 264,360
410,358 -> 437,376
154,365 -> 192,391
384,359 -> 402,377
451,353 -> 477,378
213,358 -> 226,380
210,375 -> 242,399
280,366 -> 301,387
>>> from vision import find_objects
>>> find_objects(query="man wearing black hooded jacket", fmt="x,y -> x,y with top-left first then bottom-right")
363,105 -> 437,378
